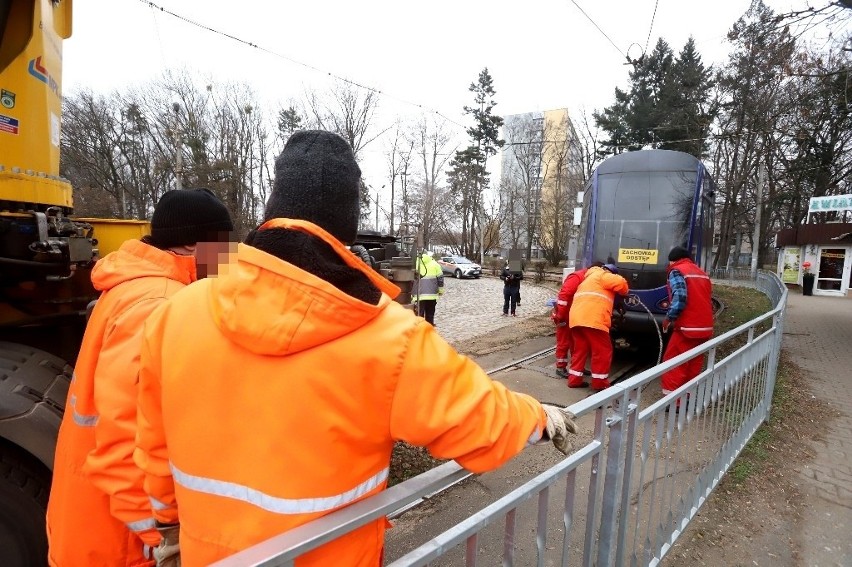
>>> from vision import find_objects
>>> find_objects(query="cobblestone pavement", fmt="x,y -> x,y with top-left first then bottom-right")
782,292 -> 852,566
430,276 -> 555,344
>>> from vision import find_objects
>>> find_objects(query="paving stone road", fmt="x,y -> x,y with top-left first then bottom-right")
429,275 -> 555,344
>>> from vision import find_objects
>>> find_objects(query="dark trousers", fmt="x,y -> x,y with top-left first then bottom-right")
503,287 -> 518,314
418,299 -> 437,325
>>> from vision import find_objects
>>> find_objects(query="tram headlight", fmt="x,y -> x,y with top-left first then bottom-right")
657,299 -> 670,309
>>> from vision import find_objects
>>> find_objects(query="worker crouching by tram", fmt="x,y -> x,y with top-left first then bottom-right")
552,262 -> 602,383
412,251 -> 444,325
660,246 -> 715,397
567,263 -> 629,390
134,130 -> 578,567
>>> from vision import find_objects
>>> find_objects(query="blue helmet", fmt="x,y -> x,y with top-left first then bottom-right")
603,263 -> 619,274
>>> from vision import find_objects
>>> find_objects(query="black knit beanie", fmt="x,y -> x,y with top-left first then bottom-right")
149,188 -> 234,249
264,130 -> 361,244
668,246 -> 692,262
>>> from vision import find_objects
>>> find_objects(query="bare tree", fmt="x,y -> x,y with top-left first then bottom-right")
711,0 -> 795,269
503,114 -> 547,259
410,115 -> 455,249
303,80 -> 388,219
383,122 -> 413,235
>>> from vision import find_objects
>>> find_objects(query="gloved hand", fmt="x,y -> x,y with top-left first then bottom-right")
541,404 -> 578,455
153,523 -> 180,567
661,318 -> 671,333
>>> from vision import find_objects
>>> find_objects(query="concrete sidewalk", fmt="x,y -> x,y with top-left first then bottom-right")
782,292 -> 852,566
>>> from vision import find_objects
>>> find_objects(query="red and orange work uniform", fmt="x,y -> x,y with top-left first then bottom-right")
553,268 -> 588,383
568,266 -> 629,391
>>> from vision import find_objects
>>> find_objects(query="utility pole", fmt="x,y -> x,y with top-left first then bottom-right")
375,190 -> 379,231
172,103 -> 183,191
395,173 -> 405,236
751,162 -> 765,278
480,204 -> 486,265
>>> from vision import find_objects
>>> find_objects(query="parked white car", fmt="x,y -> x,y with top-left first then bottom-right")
437,255 -> 482,279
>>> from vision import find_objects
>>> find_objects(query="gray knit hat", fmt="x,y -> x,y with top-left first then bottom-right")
264,130 -> 361,244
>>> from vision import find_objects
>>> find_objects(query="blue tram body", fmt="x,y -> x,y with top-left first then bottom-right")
576,150 -> 716,334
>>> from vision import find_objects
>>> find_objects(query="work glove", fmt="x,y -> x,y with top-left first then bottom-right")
661,318 -> 671,333
541,404 -> 578,455
153,523 -> 180,567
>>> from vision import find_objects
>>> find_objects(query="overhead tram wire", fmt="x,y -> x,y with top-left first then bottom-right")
137,0 -> 467,131
643,0 -> 660,55
566,0 -> 632,65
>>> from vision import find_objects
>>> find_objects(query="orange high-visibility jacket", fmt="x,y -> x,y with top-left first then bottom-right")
134,219 -> 547,567
568,266 -> 629,332
47,239 -> 197,567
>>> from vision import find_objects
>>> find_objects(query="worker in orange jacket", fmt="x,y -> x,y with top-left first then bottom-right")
568,263 -> 629,391
134,131 -> 577,567
552,262 -> 603,384
46,189 -> 234,567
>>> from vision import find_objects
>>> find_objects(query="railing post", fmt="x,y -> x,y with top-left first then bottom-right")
596,389 -> 632,566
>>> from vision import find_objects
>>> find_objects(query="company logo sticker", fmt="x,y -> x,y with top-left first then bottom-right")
0,114 -> 20,135
0,89 -> 15,109
28,56 -> 59,96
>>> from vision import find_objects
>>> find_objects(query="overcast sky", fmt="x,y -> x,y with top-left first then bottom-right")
62,0 -> 838,219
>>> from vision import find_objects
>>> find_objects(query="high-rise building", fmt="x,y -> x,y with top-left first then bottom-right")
499,108 -> 582,262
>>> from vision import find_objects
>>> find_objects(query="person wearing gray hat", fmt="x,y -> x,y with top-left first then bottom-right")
133,130 -> 579,566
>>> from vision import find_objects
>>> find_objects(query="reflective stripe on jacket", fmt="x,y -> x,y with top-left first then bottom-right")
568,266 -> 629,332
47,239 -> 197,567
411,254 -> 444,301
666,258 -> 714,339
135,219 -> 546,566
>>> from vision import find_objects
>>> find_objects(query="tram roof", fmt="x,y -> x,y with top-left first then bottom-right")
597,150 -> 701,175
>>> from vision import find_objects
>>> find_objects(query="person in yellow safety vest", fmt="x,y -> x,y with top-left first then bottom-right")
133,130 -> 578,566
412,251 -> 444,326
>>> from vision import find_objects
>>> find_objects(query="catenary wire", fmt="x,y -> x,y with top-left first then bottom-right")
644,0 -> 661,56
566,0 -> 630,62
137,0 -> 467,130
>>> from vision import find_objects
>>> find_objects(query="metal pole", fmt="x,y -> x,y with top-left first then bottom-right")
480,207 -> 485,265
173,103 -> 183,191
375,192 -> 379,231
751,163 -> 765,277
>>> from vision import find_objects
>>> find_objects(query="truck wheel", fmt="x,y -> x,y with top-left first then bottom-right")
0,440 -> 50,567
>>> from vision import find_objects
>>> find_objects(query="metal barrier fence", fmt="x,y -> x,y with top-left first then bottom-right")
214,270 -> 787,567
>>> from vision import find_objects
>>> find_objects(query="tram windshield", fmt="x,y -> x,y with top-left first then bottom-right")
594,170 -> 696,269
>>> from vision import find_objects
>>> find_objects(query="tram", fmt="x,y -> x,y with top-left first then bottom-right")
575,150 -> 716,335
